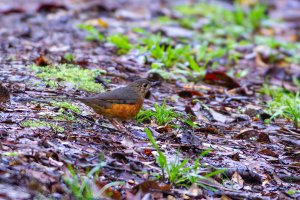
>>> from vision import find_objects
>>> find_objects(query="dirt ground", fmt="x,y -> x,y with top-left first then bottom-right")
0,0 -> 299,199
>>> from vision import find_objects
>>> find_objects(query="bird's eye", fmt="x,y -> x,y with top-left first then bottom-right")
142,83 -> 148,88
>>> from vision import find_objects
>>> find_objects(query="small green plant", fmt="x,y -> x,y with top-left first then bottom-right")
138,33 -> 172,54
227,68 -> 249,78
184,119 -> 197,128
254,36 -> 300,63
186,55 -> 204,73
175,1 -> 267,34
132,27 -> 147,34
150,44 -> 191,68
255,36 -> 295,50
178,17 -> 197,29
230,2 -> 267,31
260,85 -> 300,128
65,162 -> 124,199
287,190 -> 300,196
30,64 -> 104,93
136,101 -> 180,126
107,34 -> 132,54
2,152 -> 21,156
64,53 -> 75,62
21,119 -> 64,132
139,34 -> 162,50
246,3 -> 267,31
77,24 -> 105,42
293,77 -> 300,89
145,128 -> 226,189
196,42 -> 226,66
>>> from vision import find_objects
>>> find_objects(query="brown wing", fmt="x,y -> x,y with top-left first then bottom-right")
76,86 -> 139,109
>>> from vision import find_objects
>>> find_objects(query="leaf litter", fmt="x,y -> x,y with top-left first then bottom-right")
0,0 -> 299,199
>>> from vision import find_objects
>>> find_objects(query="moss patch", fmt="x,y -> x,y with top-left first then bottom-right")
20,119 -> 64,132
50,101 -> 81,113
30,64 -> 105,93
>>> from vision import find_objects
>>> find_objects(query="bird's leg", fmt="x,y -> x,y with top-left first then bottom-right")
110,119 -> 131,134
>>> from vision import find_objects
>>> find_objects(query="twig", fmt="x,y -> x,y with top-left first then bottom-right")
217,191 -> 271,200
271,164 -> 300,169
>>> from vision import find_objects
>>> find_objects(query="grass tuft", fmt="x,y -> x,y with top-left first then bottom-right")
65,162 -> 124,199
107,34 -> 132,54
77,24 -> 105,42
175,2 -> 267,33
260,84 -> 300,128
136,101 -> 180,126
145,128 -> 226,189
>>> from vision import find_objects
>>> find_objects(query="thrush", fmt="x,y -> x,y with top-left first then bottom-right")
76,78 -> 150,121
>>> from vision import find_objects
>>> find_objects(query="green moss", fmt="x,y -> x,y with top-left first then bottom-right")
50,101 -> 81,113
2,152 -> 21,156
30,64 -> 105,93
53,112 -> 77,122
20,119 -> 64,132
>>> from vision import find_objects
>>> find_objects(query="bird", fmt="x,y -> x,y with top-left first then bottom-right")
76,78 -> 151,121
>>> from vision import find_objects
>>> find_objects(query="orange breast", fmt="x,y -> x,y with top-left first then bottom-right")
94,99 -> 143,120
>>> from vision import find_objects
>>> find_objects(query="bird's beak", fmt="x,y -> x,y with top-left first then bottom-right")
150,81 -> 160,87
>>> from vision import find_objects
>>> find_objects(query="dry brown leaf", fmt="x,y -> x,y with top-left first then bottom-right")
231,172 -> 244,189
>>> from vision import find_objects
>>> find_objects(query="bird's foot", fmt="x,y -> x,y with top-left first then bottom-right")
110,119 -> 131,135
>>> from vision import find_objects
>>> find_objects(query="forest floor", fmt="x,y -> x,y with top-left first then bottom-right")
0,0 -> 299,199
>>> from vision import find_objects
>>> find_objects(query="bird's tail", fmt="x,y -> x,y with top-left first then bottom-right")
11,96 -> 76,103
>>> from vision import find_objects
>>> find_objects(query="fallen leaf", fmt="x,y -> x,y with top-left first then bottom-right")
0,184 -> 31,199
95,181 -> 122,200
156,125 -> 172,133
235,129 -> 271,143
221,195 -> 233,200
178,90 -> 203,98
0,6 -> 25,14
130,180 -> 171,199
86,18 -> 108,28
132,180 -> 170,195
35,55 -> 52,66
231,172 -> 244,190
186,183 -> 203,197
25,169 -> 56,184
203,71 -> 240,89
258,149 -> 278,157
200,105 -> 234,123
144,148 -> 152,156
36,3 -> 67,13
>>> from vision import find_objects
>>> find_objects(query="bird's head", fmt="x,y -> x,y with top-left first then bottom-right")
129,78 -> 151,97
